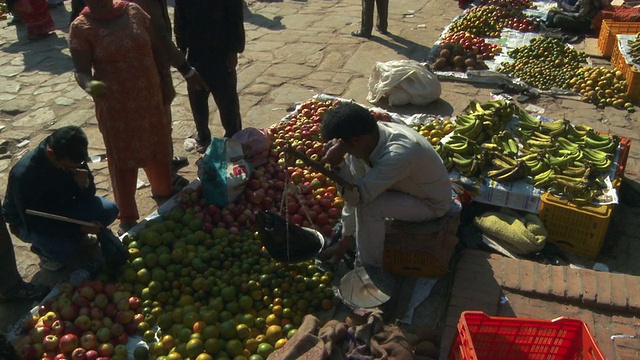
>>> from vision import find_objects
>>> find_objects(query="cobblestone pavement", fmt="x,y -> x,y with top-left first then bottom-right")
1,0 -> 640,358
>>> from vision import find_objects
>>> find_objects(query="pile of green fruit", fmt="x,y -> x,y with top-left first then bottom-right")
498,36 -> 587,90
118,202 -> 335,359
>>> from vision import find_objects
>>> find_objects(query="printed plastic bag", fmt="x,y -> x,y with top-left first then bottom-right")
367,60 -> 441,106
230,127 -> 272,168
200,137 -> 252,207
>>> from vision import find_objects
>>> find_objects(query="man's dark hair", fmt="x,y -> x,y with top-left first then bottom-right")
47,126 -> 89,164
321,102 -> 377,142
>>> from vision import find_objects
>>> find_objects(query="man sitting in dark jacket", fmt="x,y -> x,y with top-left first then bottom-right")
3,126 -> 124,274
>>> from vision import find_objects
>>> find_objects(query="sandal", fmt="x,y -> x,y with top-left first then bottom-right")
117,222 -> 137,236
0,282 -> 51,303
195,141 -> 210,154
171,156 -> 189,174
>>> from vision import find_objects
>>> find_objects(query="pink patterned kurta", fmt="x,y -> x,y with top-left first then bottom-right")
68,3 -> 172,170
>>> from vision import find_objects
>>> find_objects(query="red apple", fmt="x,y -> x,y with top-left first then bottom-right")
59,333 -> 79,353
42,334 -> 59,352
60,304 -> 79,321
80,331 -> 98,350
51,320 -> 66,336
98,342 -> 114,357
17,344 -> 36,360
110,323 -> 124,337
71,347 -> 87,360
85,350 -> 98,360
90,319 -> 103,333
127,296 -> 141,311
103,303 -> 117,319
54,354 -> 69,360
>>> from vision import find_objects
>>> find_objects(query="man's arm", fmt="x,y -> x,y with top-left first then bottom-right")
227,0 -> 246,54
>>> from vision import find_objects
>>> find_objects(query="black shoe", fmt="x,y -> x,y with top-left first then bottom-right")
98,229 -> 128,270
0,282 -> 51,303
170,156 -> 189,174
351,29 -> 371,38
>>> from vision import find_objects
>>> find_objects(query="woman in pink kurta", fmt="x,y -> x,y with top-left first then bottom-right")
69,0 -> 174,230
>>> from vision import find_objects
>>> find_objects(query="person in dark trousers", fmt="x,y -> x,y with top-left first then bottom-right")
3,126 -> 125,273
546,0 -> 611,34
0,199 -> 50,303
352,0 -> 389,38
174,0 -> 246,152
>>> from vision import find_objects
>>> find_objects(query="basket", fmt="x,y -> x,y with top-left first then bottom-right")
539,193 -> 614,259
448,311 -> 605,360
597,19 -> 640,57
610,35 -> 640,102
382,212 -> 460,278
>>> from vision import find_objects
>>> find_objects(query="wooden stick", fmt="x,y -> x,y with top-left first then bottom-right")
25,209 -> 96,227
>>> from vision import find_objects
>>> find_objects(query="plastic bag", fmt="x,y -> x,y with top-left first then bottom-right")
230,127 -> 272,168
255,211 -> 325,263
367,60 -> 441,106
200,137 -> 252,207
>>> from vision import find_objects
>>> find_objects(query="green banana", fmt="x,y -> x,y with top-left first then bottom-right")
493,161 -> 527,183
492,151 -> 518,167
556,137 -> 580,152
584,129 -> 611,142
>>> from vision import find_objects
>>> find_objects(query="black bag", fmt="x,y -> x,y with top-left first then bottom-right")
255,211 -> 324,263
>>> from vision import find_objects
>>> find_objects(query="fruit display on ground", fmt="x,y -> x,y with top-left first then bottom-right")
0,1 -> 7,20
437,3 -> 636,111
627,32 -> 640,65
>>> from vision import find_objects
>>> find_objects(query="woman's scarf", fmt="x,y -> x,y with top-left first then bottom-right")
80,0 -> 128,21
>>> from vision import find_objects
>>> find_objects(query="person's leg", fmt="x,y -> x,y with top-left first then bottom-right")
144,160 -> 173,198
108,162 -> 139,228
375,0 -> 389,33
187,87 -> 212,148
209,57 -> 242,138
0,213 -> 24,295
355,191 -> 439,267
551,14 -> 590,34
68,196 -> 119,228
352,0 -> 375,37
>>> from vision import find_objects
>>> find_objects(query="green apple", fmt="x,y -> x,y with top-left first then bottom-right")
87,80 -> 107,97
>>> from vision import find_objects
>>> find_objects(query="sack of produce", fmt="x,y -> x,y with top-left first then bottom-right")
367,60 -> 441,106
255,211 -> 325,263
200,137 -> 252,207
473,208 -> 547,255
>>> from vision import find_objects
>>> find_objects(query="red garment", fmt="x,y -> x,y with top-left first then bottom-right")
69,2 -> 172,222
13,0 -> 54,37
592,5 -> 640,34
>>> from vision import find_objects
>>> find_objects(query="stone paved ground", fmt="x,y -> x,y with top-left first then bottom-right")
1,0 -> 640,358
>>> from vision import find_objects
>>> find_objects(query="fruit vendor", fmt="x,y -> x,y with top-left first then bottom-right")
546,0 -> 612,34
320,103 -> 452,269
2,126 -> 123,273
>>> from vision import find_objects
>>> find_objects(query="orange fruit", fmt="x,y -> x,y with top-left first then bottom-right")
265,325 -> 283,343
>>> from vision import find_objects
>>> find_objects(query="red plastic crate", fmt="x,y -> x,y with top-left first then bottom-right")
448,311 -> 605,360
615,135 -> 632,179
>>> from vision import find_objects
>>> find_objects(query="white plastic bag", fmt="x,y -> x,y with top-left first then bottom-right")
367,60 -> 441,106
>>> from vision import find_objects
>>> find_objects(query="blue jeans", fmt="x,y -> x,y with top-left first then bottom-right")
18,197 -> 119,262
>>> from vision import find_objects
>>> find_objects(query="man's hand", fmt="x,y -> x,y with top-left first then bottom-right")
80,221 -> 102,235
185,71 -> 209,92
321,138 -> 348,166
72,168 -> 91,189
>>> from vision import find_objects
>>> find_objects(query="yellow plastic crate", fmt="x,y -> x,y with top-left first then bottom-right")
597,19 -> 640,57
539,193 -> 614,259
610,35 -> 640,102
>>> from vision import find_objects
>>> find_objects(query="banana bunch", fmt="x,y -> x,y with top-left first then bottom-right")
467,99 -> 516,140
491,130 -> 519,157
453,114 -> 485,142
442,134 -> 478,157
451,152 -> 487,178
487,153 -> 528,183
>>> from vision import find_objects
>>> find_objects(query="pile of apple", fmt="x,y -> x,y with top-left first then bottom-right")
441,31 -> 501,60
13,280 -> 143,360
447,5 -> 537,38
